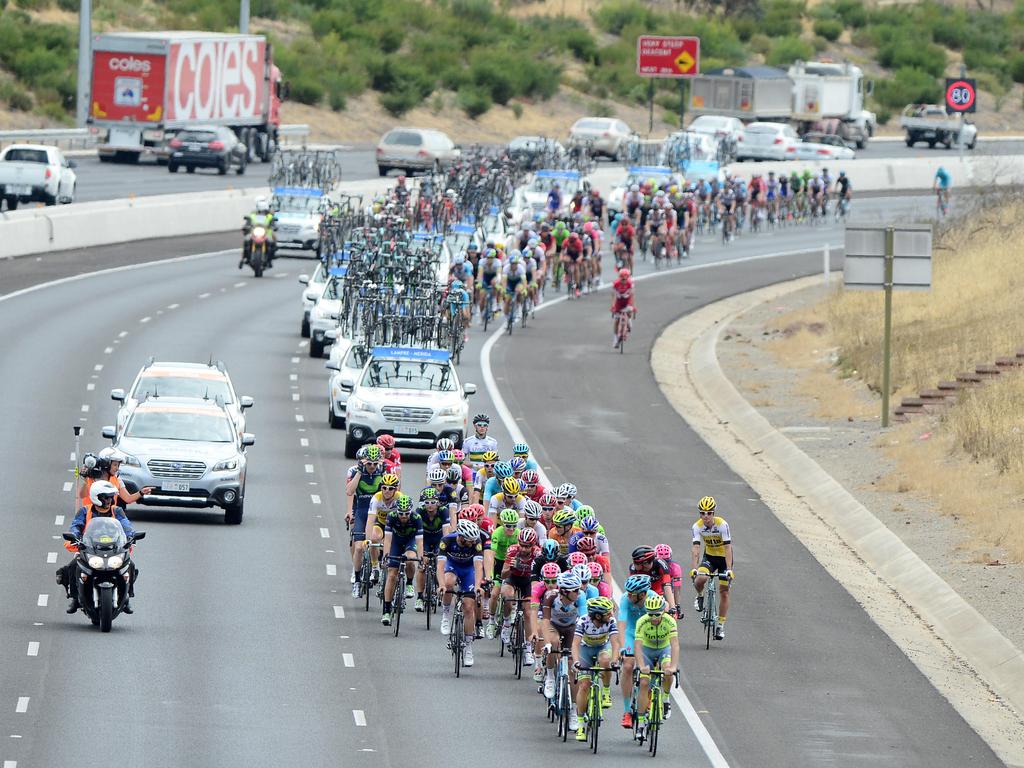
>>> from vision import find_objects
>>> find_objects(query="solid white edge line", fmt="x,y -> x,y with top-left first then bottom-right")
474,245 -> 836,768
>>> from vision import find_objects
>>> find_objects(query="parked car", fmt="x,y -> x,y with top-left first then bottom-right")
377,128 -> 460,176
168,125 -> 247,175
688,115 -> 745,143
735,122 -> 799,161
568,117 -> 634,160
793,132 -> 856,161
0,144 -> 77,210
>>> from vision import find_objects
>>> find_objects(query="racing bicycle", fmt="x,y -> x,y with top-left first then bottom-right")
447,589 -> 475,678
699,571 -> 720,650
390,555 -> 420,638
614,309 -> 633,354
576,663 -> 619,754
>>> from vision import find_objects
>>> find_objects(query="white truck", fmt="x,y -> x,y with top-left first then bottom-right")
0,144 -> 77,211
900,104 -> 977,149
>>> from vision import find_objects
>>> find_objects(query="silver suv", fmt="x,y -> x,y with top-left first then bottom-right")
376,128 -> 460,176
102,396 -> 254,524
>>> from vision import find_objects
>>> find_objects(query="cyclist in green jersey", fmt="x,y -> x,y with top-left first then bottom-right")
486,508 -> 521,637
634,594 -> 679,731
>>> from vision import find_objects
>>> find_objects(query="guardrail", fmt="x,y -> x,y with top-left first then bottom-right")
0,124 -> 310,151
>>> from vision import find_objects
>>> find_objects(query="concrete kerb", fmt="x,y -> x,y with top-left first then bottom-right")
652,273 -> 1024,767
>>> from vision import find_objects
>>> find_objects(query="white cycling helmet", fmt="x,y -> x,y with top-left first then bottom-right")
572,563 -> 592,583
523,500 -> 542,520
89,480 -> 119,507
557,572 -> 582,590
426,467 -> 447,483
456,520 -> 480,540
436,438 -> 455,452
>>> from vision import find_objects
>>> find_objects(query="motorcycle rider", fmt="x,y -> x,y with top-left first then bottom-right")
241,197 -> 276,270
60,480 -> 137,615
78,446 -> 154,508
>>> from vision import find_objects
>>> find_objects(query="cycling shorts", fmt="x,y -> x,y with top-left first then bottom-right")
699,556 -> 730,583
444,559 -> 477,592
550,622 -> 575,651
481,271 -> 498,287
565,249 -> 582,262
578,641 -> 612,669
387,535 -> 418,567
503,573 -> 532,597
423,530 -> 444,554
721,201 -> 734,213
351,498 -> 372,541
640,646 -> 671,670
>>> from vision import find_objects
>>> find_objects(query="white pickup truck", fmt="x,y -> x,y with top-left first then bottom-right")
900,104 -> 977,149
0,144 -> 78,211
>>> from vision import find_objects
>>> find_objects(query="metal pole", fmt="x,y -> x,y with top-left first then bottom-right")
678,80 -> 686,129
648,78 -> 655,135
73,426 -> 83,513
75,0 -> 92,128
824,242 -> 830,285
959,63 -> 966,162
881,227 -> 894,428
240,0 -> 250,33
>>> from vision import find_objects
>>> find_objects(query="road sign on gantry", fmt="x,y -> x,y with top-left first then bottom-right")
636,36 -> 700,79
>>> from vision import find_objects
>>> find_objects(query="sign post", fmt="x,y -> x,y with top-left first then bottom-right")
945,67 -> 975,162
636,35 -> 700,134
844,224 -> 933,427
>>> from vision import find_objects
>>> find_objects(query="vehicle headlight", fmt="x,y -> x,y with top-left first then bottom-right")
212,458 -> 239,471
436,406 -> 461,417
107,556 -> 124,569
348,396 -> 376,415
88,556 -> 105,569
121,453 -> 141,467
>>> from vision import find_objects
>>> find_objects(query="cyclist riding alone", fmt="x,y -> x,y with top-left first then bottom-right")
610,268 -> 636,347
691,495 -> 734,641
934,165 -> 951,213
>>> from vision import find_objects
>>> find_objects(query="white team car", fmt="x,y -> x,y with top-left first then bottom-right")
511,169 -> 585,223
607,166 -> 676,217
308,266 -> 347,358
298,262 -> 328,338
793,132 -> 856,162
325,338 -> 370,429
271,187 -> 325,252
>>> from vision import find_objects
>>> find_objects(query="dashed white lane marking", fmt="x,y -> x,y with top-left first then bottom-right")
94,364 -> 103,371
167,303 -> 179,310
5,759 -> 18,767
80,404 -> 89,413
15,698 -> 28,714
54,515 -> 64,526
295,415 -> 305,423
46,553 -> 57,564
199,292 -> 211,299
300,438 -> 309,447
26,643 -> 38,657
290,374 -> 298,381
62,482 -> 73,492
311,494 -> 321,505
343,653 -> 355,667
234,282 -> 246,288
352,710 -> 366,727
325,564 -> 337,576
69,452 -> 76,461
334,605 -> 345,619
291,357 -> 300,364
305,464 -> 315,474
103,347 -> 113,354
298,340 -> 309,348
320,528 -> 330,538
86,383 -> 95,391
139,317 -> 151,324
292,393 -> 301,401
118,331 -> 128,338
37,595 -> 48,607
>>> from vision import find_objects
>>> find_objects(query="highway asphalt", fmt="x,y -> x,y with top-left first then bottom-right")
67,138 -> 1024,203
0,198 -> 1002,767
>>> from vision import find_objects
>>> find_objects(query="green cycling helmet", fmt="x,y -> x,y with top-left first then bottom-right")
552,509 -> 576,526
574,505 -> 595,522
498,508 -> 520,526
396,494 -> 413,513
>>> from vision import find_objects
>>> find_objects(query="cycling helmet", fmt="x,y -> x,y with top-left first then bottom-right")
481,450 -> 499,463
420,488 -> 440,502
574,505 -> 594,522
426,467 -> 447,483
513,441 -> 530,456
523,500 -> 542,521
575,536 -> 597,555
630,183 -> 640,192
508,458 -> 526,474
356,446 -> 369,460
557,572 -> 582,591
552,510 -> 575,526
473,413 -> 490,426
588,561 -> 604,579
501,477 -> 522,496
518,528 -> 538,546
494,462 -> 514,480
698,496 -> 717,513
654,544 -> 673,561
624,574 -> 652,594
568,552 -> 588,567
436,438 -> 455,452
541,540 -> 560,561
540,562 -> 561,580
446,467 -> 461,484
437,450 -> 455,464
376,434 -> 395,450
619,268 -> 631,280
456,520 -> 480,540
587,596 -> 615,616
452,449 -> 465,463
364,445 -> 382,463
498,508 -> 520,526
558,482 -> 577,499
521,469 -> 539,485
380,473 -> 400,489
539,492 -> 557,508
644,594 -> 667,615
89,480 -> 119,507
579,516 -> 599,533
468,503 -> 486,519
632,545 -> 656,565
458,506 -> 481,522
395,494 -> 413,513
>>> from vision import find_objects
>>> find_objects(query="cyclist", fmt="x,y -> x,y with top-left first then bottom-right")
501,251 -> 528,319
617,574 -> 658,728
437,520 -> 486,666
471,451 -> 500,505
488,476 -> 527,518
437,450 -> 473,488
415,488 -> 452,611
610,267 -> 636,347
573,596 -> 620,741
691,495 -> 734,641
629,545 -> 678,616
765,171 -> 780,222
380,495 -> 423,626
546,182 -> 563,219
512,441 -> 539,471
634,594 -> 679,733
519,469 -> 548,504
540,571 -> 588,723
426,437 -> 456,468
556,482 -> 582,512
655,543 -> 684,610
718,183 -> 737,241
789,170 -> 803,219
934,166 -> 951,214
462,414 -> 496,472
499,528 -> 543,664
476,248 -> 503,321
376,434 -> 402,476
835,171 -> 852,217
425,466 -> 460,524
367,472 -> 403,585
480,460 -> 514,505
487,508 -> 521,637
345,445 -> 385,597
562,229 -> 584,296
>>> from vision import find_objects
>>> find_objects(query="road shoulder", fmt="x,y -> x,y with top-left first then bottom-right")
651,273 -> 1024,767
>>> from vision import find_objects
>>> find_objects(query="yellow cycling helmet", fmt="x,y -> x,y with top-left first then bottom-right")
587,596 -> 615,615
381,473 -> 400,489
501,477 -> 522,496
698,495 -> 716,513
481,450 -> 499,463
644,594 -> 666,614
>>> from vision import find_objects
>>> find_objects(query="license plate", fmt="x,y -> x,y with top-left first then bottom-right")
189,143 -> 203,151
393,426 -> 419,435
10,185 -> 31,195
161,480 -> 190,492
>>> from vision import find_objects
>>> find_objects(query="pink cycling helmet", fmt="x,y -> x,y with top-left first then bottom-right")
540,562 -> 561,580
654,543 -> 673,560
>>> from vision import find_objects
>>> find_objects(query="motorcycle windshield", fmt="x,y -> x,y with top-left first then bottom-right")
81,517 -> 126,553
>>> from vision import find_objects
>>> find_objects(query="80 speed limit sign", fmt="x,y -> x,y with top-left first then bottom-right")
945,78 -> 977,114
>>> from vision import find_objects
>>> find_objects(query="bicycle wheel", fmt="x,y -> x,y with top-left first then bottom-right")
482,294 -> 491,332
424,575 -> 433,631
513,611 -> 524,679
521,296 -> 529,329
453,614 -> 464,678
704,585 -> 716,650
589,684 -> 601,753
362,560 -> 372,613
559,674 -> 571,742
393,574 -> 404,638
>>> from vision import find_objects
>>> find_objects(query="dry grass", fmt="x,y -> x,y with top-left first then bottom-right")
944,373 -> 1024,476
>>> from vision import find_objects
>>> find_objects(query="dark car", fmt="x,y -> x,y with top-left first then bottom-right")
168,126 -> 247,175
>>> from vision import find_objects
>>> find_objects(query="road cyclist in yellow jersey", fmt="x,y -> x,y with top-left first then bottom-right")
690,495 -> 734,641
633,593 -> 679,735
366,472 -> 404,587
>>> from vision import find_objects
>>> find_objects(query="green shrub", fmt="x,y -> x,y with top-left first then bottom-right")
564,27 -> 598,63
749,33 -> 772,55
877,37 -> 945,78
964,47 -> 1006,77
289,75 -> 324,105
873,67 -> 939,111
767,36 -> 814,67
591,0 -> 655,35
731,16 -> 757,42
874,107 -> 892,126
832,0 -> 867,27
1010,53 -> 1024,84
15,0 -> 51,10
7,85 -> 32,111
511,102 -> 523,119
760,0 -> 805,37
457,84 -> 492,118
813,18 -> 843,41
379,86 -> 423,117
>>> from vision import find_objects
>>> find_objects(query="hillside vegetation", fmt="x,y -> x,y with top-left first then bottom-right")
2,0 -> 1024,129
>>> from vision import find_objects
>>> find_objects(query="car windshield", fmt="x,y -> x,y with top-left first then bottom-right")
126,411 -> 235,442
576,120 -> 609,131
362,360 -> 456,392
4,148 -> 48,163
82,517 -> 126,552
134,375 -> 232,403
446,230 -> 475,254
529,176 -> 579,194
322,277 -> 342,300
274,195 -> 321,213
345,345 -> 369,369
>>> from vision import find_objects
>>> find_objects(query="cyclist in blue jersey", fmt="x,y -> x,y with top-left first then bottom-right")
512,441 -> 540,471
617,574 -> 659,728
437,520 -> 486,666
934,166 -> 951,215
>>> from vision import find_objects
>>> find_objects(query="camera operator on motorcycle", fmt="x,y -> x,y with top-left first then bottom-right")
78,447 -> 154,508
241,197 -> 277,270
60,480 -> 137,615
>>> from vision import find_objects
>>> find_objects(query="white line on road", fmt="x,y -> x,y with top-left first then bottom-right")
334,605 -> 345,619
69,452 -> 76,461
86,383 -> 95,391
80,404 -> 89,413
199,292 -> 211,299
94,364 -> 103,371
27,643 -> 38,657
46,553 -> 57,564
167,303 -> 179,310
292,393 -> 300,401
234,281 -> 246,288
305,464 -> 315,474
311,494 -> 321,505
295,415 -> 305,423
5,760 -> 18,767
139,316 -> 151,323
352,710 -> 366,727
15,698 -> 28,714
343,653 -> 354,667
326,564 -> 337,576
291,357 -> 300,364
300,438 -> 309,447
290,374 -> 298,381
118,331 -> 128,338
62,482 -> 72,492
320,528 -> 330,538
37,595 -> 48,607
103,346 -> 113,354
54,515 -> 64,526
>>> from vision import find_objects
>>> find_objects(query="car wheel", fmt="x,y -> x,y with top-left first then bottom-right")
186,165 -> 196,174
329,405 -> 344,430
6,198 -> 18,211
301,316 -> 310,338
378,165 -> 389,177
968,138 -> 977,150
218,159 -> 228,175
168,163 -> 178,173
344,433 -> 359,459
309,337 -> 324,358
98,154 -> 113,163
224,499 -> 244,525
236,157 -> 247,175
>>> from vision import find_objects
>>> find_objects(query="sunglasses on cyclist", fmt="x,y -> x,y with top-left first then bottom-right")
560,587 -> 580,595
502,523 -> 516,530
700,511 -> 715,517
543,578 -> 558,585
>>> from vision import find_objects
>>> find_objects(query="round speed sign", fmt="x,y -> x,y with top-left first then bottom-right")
945,79 -> 976,112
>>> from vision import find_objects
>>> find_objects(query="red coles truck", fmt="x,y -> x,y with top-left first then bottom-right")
88,31 -> 285,164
